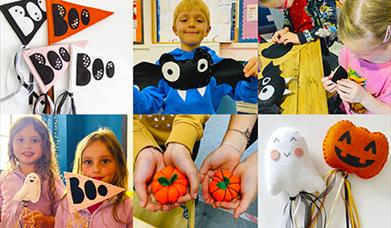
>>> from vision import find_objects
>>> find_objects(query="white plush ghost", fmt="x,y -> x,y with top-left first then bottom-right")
13,173 -> 41,203
264,127 -> 325,197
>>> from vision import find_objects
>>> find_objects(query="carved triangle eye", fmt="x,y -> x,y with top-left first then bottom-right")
338,131 -> 351,145
364,140 -> 376,155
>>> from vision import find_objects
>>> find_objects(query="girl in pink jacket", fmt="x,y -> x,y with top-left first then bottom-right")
0,117 -> 65,228
54,128 -> 132,228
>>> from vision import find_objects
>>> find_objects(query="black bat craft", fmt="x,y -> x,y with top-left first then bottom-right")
133,48 -> 250,90
258,61 -> 292,114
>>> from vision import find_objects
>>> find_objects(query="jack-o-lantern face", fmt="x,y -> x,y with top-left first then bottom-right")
323,120 -> 389,179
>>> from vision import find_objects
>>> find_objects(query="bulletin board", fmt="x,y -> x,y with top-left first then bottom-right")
238,0 -> 258,42
133,0 -> 144,44
154,0 -> 233,43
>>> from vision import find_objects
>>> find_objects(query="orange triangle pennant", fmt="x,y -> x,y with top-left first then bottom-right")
64,172 -> 124,212
46,0 -> 113,44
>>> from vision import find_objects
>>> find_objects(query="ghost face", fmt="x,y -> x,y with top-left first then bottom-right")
268,127 -> 306,162
12,124 -> 44,168
265,127 -> 325,196
25,172 -> 41,186
81,141 -> 117,184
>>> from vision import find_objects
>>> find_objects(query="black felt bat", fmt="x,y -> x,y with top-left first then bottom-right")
258,61 -> 292,114
133,47 -> 249,90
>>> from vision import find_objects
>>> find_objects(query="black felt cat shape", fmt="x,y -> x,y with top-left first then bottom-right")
133,47 -> 249,90
0,0 -> 47,45
258,62 -> 292,114
261,43 -> 294,59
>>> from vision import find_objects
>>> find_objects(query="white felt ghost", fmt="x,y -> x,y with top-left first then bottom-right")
13,173 -> 41,203
264,127 -> 325,197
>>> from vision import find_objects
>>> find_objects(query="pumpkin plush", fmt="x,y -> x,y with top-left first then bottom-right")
209,170 -> 240,202
151,166 -> 189,204
323,120 -> 389,179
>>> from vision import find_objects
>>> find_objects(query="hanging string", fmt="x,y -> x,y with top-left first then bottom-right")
33,94 -> 55,114
55,91 -> 76,114
341,176 -> 360,228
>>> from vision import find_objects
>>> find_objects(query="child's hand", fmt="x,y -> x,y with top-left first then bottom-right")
336,79 -> 369,103
199,144 -> 241,205
243,57 -> 258,77
164,143 -> 198,205
272,27 -> 290,43
322,75 -> 337,93
213,152 -> 258,219
22,210 -> 54,228
280,32 -> 300,44
134,147 -> 166,211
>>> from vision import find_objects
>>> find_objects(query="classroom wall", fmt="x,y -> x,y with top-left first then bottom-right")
0,0 -> 132,114
133,0 -> 257,65
258,115 -> 391,228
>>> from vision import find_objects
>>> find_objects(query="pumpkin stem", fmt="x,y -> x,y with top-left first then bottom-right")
158,174 -> 178,187
216,177 -> 230,190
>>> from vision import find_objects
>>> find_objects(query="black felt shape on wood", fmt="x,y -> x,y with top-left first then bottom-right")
261,43 -> 293,59
331,65 -> 348,82
133,47 -> 249,90
29,53 -> 55,85
0,0 -> 47,45
258,62 -> 290,114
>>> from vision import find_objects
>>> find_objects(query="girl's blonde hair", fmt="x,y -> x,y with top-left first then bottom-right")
73,128 -> 128,224
7,116 -> 60,215
173,0 -> 210,27
339,0 -> 391,46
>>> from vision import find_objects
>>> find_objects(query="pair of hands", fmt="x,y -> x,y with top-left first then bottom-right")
272,27 -> 300,45
134,142 -> 258,218
21,209 -> 54,228
322,75 -> 370,103
200,145 -> 258,218
134,143 -> 198,212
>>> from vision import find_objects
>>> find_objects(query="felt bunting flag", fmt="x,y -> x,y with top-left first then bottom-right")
0,0 -> 46,45
22,40 -> 87,93
46,0 -> 113,44
64,172 -> 125,212
69,45 -> 129,93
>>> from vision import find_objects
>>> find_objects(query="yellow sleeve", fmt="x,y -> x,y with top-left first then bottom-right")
133,117 -> 161,161
165,115 -> 210,153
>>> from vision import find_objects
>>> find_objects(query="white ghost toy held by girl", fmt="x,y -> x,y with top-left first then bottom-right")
13,172 -> 41,204
264,127 -> 325,197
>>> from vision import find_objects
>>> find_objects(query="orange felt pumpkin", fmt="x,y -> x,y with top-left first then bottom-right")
323,120 -> 389,179
209,170 -> 241,202
151,166 -> 189,204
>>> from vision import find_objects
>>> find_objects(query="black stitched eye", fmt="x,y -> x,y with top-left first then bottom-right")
338,131 -> 351,145
290,137 -> 296,142
274,138 -> 279,143
162,62 -> 180,82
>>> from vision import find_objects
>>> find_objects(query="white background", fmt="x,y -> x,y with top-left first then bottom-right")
0,0 -> 132,114
258,115 -> 391,228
